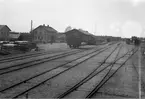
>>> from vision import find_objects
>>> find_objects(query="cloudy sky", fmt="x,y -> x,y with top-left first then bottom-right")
0,0 -> 145,37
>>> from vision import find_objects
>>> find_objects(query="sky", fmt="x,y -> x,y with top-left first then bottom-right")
0,0 -> 145,38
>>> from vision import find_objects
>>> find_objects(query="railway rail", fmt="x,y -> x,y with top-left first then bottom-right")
0,45 -> 111,92
0,43 -> 115,76
0,43 -> 120,98
0,43 -> 110,64
86,49 -> 137,98
57,46 -> 138,98
132,61 -> 145,94
0,44 -> 113,88
0,49 -> 89,75
0,49 -> 80,64
0,44 -> 112,73
0,50 -> 54,63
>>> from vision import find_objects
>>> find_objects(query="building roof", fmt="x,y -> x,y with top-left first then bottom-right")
65,29 -> 93,36
32,25 -> 57,33
18,33 -> 32,41
65,29 -> 80,34
78,29 -> 93,36
45,25 -> 57,32
19,33 -> 31,37
0,25 -> 11,31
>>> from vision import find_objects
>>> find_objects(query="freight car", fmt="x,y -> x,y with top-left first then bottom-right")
87,35 -> 97,45
126,38 -> 131,44
134,38 -> 140,46
65,29 -> 96,48
130,36 -> 141,46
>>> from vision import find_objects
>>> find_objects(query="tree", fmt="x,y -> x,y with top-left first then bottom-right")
65,26 -> 72,32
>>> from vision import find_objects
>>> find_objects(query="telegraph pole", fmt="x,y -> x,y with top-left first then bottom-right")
30,20 -> 33,32
94,23 -> 97,35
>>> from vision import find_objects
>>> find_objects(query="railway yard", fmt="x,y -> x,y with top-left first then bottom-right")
0,41 -> 144,98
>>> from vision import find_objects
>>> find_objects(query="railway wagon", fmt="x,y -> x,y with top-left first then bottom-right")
126,38 -> 131,44
65,29 -> 82,48
134,38 -> 140,46
87,35 -> 96,45
65,29 -> 96,48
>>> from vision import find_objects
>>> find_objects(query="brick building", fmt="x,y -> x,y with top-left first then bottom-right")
31,24 -> 57,43
0,25 -> 11,41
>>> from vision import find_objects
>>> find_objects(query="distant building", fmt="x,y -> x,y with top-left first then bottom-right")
31,24 -> 57,43
9,32 -> 32,41
9,32 -> 20,41
56,33 -> 66,43
18,33 -> 32,41
0,25 -> 11,41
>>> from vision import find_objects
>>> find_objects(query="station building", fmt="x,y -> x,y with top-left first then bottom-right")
31,24 -> 57,43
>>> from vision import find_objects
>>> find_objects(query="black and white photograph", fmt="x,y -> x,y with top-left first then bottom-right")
0,0 -> 145,98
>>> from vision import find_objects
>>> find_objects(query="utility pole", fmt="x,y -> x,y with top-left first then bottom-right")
30,20 -> 33,32
94,23 -> 97,35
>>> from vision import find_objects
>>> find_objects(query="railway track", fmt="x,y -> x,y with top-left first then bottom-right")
0,48 -> 90,75
56,46 -> 138,98
0,49 -> 81,64
0,44 -> 111,73
85,49 -> 137,98
0,43 -> 120,98
0,43 -> 109,64
0,44 -> 113,87
0,50 -> 54,63
0,43 -> 115,76
132,59 -> 145,94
